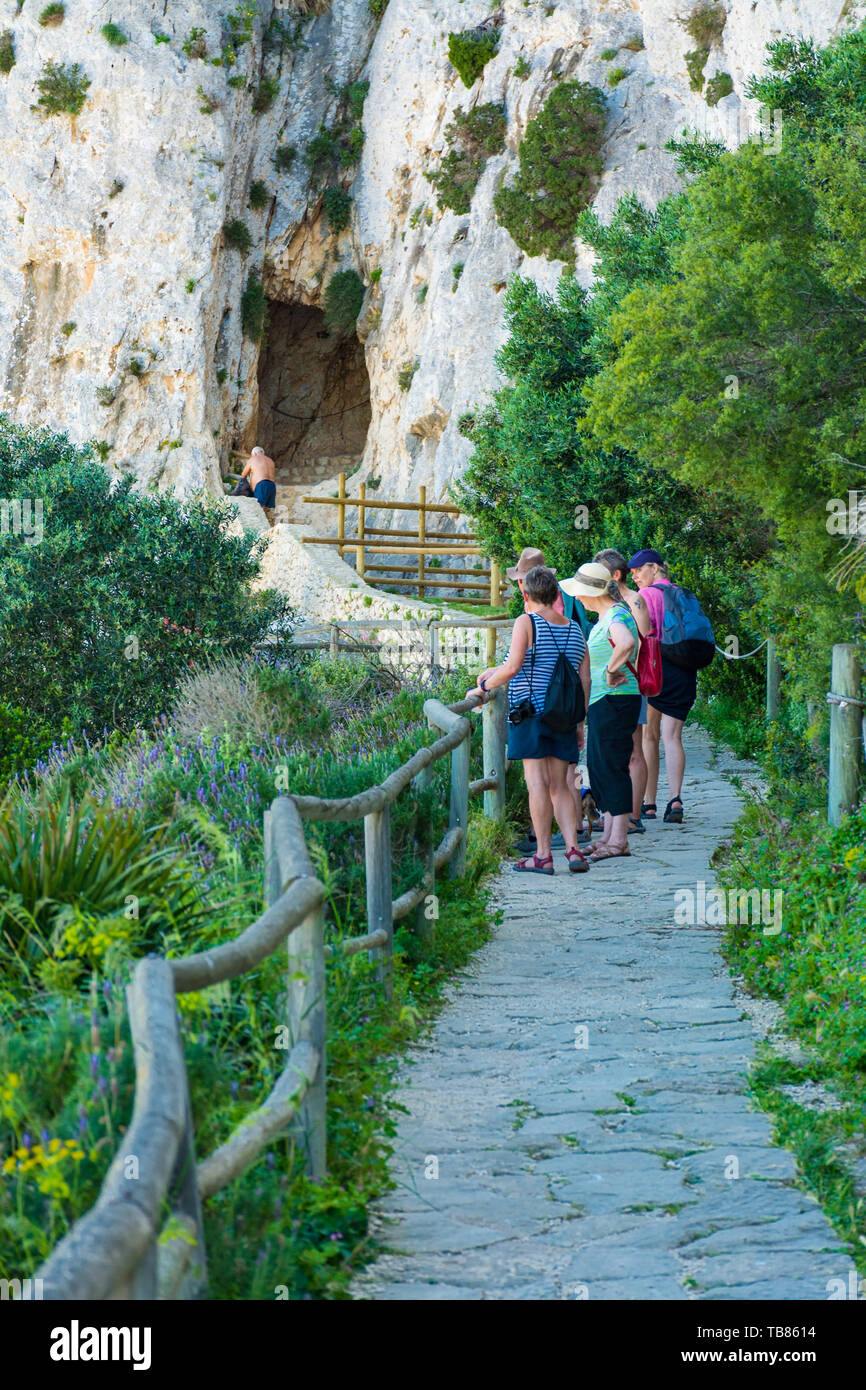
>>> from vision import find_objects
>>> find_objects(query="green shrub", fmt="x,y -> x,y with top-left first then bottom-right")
248,179 -> 270,211
153,31 -> 170,44
685,48 -> 708,92
608,67 -> 628,87
323,269 -> 364,333
274,144 -> 296,170
241,272 -> 267,341
108,178 -> 124,198
38,3 -> 65,26
223,218 -> 252,252
0,788 -> 200,964
304,80 -> 369,184
624,34 -> 645,53
197,85 -> 218,114
493,81 -> 607,262
452,261 -> 464,290
59,322 -> 76,337
183,26 -> 207,58
227,74 -> 246,89
321,185 -> 351,233
185,278 -> 196,293
448,26 -> 500,87
0,31 -> 13,75
513,55 -> 531,79
0,703 -> 69,786
683,4 -> 726,48
32,61 -> 91,117
369,0 -> 387,14
398,359 -> 419,391
369,266 -> 382,283
417,282 -> 428,303
100,22 -> 128,47
0,417 -> 292,734
216,365 -> 228,384
425,102 -> 507,215
600,47 -> 618,61
705,71 -> 733,105
252,75 -> 280,113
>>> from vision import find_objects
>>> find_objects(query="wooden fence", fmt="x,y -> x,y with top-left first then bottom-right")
301,474 -> 505,606
34,689 -> 508,1300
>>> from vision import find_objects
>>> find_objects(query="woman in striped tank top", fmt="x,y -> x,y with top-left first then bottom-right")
467,566 -> 591,875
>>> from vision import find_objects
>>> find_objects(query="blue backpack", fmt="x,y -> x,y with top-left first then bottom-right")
651,583 -> 716,671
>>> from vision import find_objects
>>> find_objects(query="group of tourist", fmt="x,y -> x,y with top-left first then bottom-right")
467,546 -> 708,875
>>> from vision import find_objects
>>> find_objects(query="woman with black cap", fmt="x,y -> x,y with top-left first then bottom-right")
628,549 -> 697,824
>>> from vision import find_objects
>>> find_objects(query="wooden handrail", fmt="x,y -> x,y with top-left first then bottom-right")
302,495 -> 461,514
37,959 -> 189,1300
171,876 -> 325,993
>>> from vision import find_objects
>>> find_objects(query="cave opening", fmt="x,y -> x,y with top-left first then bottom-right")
256,300 -> 371,493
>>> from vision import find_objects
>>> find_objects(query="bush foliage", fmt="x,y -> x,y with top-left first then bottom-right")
323,269 -> 364,334
0,31 -> 14,75
493,81 -> 607,262
240,272 -> 267,341
32,61 -> 91,117
321,185 -> 352,233
0,419 -> 293,734
448,26 -> 500,88
425,103 -> 507,215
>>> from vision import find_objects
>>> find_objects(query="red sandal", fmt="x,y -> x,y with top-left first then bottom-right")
565,846 -> 590,874
513,853 -> 554,876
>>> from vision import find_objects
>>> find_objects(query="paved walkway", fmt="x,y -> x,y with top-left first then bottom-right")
352,727 -> 847,1300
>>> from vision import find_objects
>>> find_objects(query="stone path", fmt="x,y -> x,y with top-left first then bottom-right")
352,726 -> 848,1300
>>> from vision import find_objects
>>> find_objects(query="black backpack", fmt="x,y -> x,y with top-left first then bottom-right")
529,615 -> 586,733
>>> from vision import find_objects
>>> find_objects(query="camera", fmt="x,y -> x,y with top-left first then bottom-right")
508,698 -> 534,725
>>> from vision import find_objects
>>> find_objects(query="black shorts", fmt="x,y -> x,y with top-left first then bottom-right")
586,694 -> 641,817
254,479 -> 277,509
648,657 -> 697,722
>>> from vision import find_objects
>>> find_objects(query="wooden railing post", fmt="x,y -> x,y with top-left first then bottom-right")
337,471 -> 346,559
365,805 -> 394,1000
418,485 -> 426,600
766,636 -> 781,721
828,643 -> 862,826
449,731 -> 470,879
266,799 -> 327,1180
329,621 -> 338,659
356,480 -> 366,581
287,900 -> 327,1178
482,687 -> 508,823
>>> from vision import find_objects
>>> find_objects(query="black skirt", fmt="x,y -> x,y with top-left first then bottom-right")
586,694 -> 642,816
648,656 -> 698,722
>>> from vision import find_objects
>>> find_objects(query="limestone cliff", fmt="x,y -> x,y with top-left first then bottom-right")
0,0 -> 859,504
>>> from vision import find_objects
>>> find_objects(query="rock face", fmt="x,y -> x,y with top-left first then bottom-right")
0,0 -> 860,506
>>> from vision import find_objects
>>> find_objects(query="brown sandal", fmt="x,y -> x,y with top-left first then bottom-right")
588,844 -> 631,862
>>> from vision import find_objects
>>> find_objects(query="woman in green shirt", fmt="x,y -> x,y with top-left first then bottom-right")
560,563 -> 642,861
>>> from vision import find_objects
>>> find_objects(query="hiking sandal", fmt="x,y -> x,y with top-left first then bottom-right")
513,854 -> 554,875
588,844 -> 631,862
565,846 -> 590,874
642,802 -> 657,819
663,797 -> 684,824
628,817 -> 646,834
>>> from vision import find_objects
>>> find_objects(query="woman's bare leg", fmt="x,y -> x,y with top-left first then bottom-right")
660,715 -> 686,803
643,704 -> 662,805
523,758 -> 552,857
547,758 -> 578,850
630,726 -> 648,820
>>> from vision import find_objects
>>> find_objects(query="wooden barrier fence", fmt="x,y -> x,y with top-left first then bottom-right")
34,689 -> 508,1300
301,474 -> 505,607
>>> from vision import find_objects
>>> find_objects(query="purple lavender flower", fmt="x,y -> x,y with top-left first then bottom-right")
22,1133 -> 31,1150
90,1053 -> 99,1078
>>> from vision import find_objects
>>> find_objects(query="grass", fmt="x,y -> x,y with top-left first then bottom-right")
607,67 -> 629,87
397,360 -> 419,391
223,218 -> 253,253
100,22 -> 128,47
0,32 -> 13,75
38,3 -> 65,26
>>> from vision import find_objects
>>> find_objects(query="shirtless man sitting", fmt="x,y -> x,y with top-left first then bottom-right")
240,446 -> 277,522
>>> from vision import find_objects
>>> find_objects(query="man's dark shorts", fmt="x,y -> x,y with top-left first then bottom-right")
254,479 -> 277,509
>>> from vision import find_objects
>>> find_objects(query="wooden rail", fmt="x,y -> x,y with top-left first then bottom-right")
301,472 -> 505,606
35,687 -> 509,1300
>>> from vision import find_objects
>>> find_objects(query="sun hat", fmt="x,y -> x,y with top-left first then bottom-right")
628,548 -> 663,568
506,546 -> 554,581
559,562 -> 615,598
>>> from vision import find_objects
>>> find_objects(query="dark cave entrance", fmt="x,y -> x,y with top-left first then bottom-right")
256,301 -> 371,489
